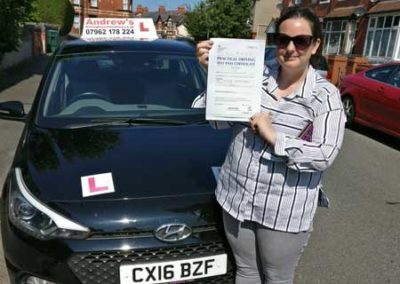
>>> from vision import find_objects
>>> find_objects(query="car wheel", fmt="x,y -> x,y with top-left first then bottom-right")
342,96 -> 355,125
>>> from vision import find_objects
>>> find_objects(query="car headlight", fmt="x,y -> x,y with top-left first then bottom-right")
8,168 -> 90,240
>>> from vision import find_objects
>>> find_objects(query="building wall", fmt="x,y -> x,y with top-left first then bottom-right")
70,0 -> 133,36
0,25 -> 34,70
280,0 -> 378,56
252,0 -> 281,42
177,25 -> 189,37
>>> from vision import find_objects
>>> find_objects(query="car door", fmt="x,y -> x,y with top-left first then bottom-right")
382,66 -> 400,137
359,65 -> 398,130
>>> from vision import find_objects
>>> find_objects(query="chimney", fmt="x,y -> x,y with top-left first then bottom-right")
136,5 -> 145,14
177,5 -> 186,14
159,5 -> 166,14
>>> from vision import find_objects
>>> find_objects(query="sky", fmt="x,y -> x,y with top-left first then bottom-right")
134,0 -> 202,12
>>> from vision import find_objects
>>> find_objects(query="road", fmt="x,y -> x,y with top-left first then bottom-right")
0,56 -> 400,283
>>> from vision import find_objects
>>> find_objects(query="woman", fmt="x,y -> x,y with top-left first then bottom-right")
194,7 -> 346,284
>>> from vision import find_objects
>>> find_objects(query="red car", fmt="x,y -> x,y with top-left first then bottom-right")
339,63 -> 400,139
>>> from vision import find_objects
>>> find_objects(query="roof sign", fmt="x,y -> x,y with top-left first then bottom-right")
81,18 -> 158,41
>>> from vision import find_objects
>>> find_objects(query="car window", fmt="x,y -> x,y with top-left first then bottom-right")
365,65 -> 397,83
264,46 -> 276,62
39,51 -> 207,127
386,67 -> 400,88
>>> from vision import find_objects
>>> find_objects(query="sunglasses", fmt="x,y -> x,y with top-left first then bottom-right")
276,34 -> 314,50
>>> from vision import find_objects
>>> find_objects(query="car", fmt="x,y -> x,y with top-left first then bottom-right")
339,63 -> 400,138
264,45 -> 330,78
0,39 -> 235,284
264,45 -> 278,67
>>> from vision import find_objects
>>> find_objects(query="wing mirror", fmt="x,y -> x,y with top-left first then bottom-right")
0,101 -> 26,121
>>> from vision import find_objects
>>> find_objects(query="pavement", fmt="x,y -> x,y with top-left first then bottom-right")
0,55 -> 51,283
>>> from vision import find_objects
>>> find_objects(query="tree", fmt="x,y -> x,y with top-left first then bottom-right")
30,0 -> 74,36
0,0 -> 33,59
185,0 -> 253,41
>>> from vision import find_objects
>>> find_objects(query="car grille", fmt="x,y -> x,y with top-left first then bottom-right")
68,241 -> 234,284
87,225 -> 217,240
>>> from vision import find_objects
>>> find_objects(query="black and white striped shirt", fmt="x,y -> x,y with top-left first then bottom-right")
192,64 -> 346,233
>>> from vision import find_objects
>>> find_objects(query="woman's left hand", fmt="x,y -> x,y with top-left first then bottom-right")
250,112 -> 277,145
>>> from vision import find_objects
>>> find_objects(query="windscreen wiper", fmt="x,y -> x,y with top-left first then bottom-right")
64,117 -> 189,129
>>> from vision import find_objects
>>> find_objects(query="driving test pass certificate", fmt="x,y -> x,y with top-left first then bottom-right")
206,38 -> 265,121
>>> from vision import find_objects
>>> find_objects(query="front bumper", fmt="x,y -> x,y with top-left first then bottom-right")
1,208 -> 234,284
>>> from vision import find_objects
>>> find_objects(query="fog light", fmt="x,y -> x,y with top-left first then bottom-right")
23,276 -> 57,284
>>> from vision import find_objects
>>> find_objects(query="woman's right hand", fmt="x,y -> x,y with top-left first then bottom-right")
196,40 -> 213,69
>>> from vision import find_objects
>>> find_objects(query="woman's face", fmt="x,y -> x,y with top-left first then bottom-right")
276,17 -> 320,72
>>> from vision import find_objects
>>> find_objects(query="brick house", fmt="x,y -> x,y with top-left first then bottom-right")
279,0 -> 400,84
281,0 -> 400,62
134,5 -> 188,39
70,0 -> 133,36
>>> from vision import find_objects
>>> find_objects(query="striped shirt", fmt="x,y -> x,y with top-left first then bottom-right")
192,64 -> 346,233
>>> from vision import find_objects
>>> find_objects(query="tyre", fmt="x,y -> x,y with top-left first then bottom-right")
342,96 -> 355,126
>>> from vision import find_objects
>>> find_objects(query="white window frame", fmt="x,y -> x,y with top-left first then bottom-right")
73,14 -> 80,29
123,0 -> 129,11
90,0 -> 97,7
363,13 -> 400,61
323,20 -> 347,55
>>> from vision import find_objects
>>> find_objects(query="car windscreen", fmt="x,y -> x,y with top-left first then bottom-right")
37,51 -> 207,128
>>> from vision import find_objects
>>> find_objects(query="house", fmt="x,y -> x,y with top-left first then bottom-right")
281,0 -> 400,61
280,0 -> 400,84
70,0 -> 133,36
134,5 -> 189,39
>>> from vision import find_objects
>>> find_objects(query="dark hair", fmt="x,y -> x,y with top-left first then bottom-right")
275,7 -> 323,68
276,7 -> 322,40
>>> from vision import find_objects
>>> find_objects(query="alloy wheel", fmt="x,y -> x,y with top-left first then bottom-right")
342,96 -> 355,125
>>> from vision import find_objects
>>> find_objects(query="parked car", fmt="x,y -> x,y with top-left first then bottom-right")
264,45 -> 278,67
0,39 -> 234,284
339,63 -> 400,138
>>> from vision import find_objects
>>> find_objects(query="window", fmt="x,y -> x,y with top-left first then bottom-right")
40,52 -> 207,124
387,68 -> 400,88
73,15 -> 80,29
72,0 -> 80,5
320,0 -> 330,3
123,0 -> 129,11
365,65 -> 396,83
323,20 -> 347,55
90,0 -> 97,7
293,0 -> 301,4
364,15 -> 400,60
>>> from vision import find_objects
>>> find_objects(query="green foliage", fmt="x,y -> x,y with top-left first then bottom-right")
185,0 -> 253,41
31,0 -> 74,36
0,0 -> 33,58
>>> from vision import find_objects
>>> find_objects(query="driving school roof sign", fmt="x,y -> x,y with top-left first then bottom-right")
81,18 -> 158,41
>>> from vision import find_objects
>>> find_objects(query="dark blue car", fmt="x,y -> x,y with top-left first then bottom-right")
0,39 -> 234,284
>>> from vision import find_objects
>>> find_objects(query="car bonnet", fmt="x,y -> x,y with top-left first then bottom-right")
18,124 -> 231,203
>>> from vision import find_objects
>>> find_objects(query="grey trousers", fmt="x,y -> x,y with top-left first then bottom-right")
223,211 -> 311,284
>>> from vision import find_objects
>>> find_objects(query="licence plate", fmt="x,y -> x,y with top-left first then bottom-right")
119,254 -> 227,284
